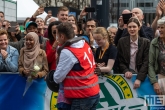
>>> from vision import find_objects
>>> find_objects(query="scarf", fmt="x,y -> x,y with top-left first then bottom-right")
23,32 -> 40,70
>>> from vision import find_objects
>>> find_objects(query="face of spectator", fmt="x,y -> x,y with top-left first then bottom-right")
131,8 -> 144,22
68,16 -> 76,24
86,20 -> 96,34
56,29 -> 65,45
0,13 -> 5,22
0,34 -> 8,50
26,25 -> 38,33
72,24 -> 78,35
57,11 -> 68,22
11,32 -> 16,37
93,33 -> 106,47
158,24 -> 165,38
2,21 -> 9,30
127,22 -> 140,37
36,18 -> 44,29
108,28 -> 117,39
49,18 -> 56,24
51,25 -> 57,39
25,35 -> 35,49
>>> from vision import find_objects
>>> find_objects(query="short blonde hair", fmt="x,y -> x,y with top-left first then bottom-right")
58,6 -> 69,14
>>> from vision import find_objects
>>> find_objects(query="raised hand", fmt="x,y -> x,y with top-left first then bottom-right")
159,0 -> 165,16
157,1 -> 163,17
118,16 -> 124,29
79,7 -> 88,19
33,7 -> 44,18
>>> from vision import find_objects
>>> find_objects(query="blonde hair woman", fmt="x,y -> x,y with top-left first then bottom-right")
93,27 -> 117,74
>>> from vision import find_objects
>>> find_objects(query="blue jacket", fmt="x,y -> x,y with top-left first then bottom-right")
0,45 -> 19,72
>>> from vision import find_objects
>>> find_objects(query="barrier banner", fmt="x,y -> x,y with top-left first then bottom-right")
0,73 -> 164,110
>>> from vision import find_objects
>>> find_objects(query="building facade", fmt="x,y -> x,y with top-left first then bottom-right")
0,0 -> 17,21
33,0 -> 91,10
109,0 -> 159,26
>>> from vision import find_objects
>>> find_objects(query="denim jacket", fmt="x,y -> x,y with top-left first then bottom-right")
0,45 -> 19,72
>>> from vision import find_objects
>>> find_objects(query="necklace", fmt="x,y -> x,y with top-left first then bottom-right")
99,42 -> 109,59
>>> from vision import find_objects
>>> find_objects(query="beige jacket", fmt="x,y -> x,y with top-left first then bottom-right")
18,48 -> 49,78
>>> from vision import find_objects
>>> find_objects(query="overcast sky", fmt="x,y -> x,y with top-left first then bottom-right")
14,0 -> 47,19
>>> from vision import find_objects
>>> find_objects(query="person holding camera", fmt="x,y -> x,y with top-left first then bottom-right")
114,8 -> 153,46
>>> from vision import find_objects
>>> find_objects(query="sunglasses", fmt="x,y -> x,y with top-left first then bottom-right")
53,31 -> 56,34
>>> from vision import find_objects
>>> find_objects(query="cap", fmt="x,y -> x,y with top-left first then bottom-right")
25,21 -> 37,30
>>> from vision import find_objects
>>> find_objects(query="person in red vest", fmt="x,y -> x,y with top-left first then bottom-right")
53,22 -> 100,109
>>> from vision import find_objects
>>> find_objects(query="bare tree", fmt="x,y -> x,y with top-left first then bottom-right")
33,0 -> 90,10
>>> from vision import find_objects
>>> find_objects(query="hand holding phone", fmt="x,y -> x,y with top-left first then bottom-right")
8,22 -> 18,32
85,7 -> 95,12
122,13 -> 132,24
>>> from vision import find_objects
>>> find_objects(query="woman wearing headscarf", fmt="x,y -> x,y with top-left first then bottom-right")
18,32 -> 48,78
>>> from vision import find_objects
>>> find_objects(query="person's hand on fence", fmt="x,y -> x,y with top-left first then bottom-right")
133,79 -> 141,89
153,82 -> 162,95
124,71 -> 133,79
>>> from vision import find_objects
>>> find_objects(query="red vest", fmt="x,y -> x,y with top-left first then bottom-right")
63,42 -> 100,98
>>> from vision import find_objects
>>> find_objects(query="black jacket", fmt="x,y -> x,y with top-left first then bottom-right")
117,36 -> 150,81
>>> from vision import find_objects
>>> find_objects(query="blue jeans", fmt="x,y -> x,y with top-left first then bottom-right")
71,94 -> 100,110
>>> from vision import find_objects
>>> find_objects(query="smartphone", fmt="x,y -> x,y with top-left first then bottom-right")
122,13 -> 132,24
8,22 -> 17,32
85,7 -> 95,12
10,22 -> 18,26
8,27 -> 16,32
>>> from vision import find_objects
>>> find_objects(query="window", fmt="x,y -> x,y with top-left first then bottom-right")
137,3 -> 144,7
137,2 -> 153,7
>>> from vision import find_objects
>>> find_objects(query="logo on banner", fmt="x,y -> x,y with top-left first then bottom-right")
97,75 -> 146,110
144,95 -> 165,106
50,92 -> 58,110
49,75 -> 147,110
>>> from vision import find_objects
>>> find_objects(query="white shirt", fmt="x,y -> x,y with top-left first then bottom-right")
53,40 -> 85,83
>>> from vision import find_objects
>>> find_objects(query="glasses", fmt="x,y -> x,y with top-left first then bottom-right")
53,30 -> 56,34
